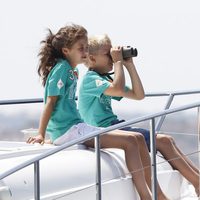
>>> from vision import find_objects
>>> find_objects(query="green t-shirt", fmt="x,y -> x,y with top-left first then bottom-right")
45,59 -> 83,141
79,71 -> 122,127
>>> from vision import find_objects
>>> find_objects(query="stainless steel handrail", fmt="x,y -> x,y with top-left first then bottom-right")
0,98 -> 43,105
146,89 -> 200,131
1,89 -> 200,105
145,89 -> 200,97
0,90 -> 200,200
1,101 -> 200,178
198,107 -> 200,196
0,102 -> 200,199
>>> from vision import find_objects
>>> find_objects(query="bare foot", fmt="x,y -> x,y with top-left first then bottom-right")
195,187 -> 199,197
158,195 -> 170,200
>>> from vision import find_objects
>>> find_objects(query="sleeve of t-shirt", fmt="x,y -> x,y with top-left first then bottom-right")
83,73 -> 111,98
47,64 -> 68,97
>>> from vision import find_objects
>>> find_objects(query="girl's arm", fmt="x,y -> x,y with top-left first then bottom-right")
104,46 -> 125,97
123,58 -> 145,100
27,96 -> 58,144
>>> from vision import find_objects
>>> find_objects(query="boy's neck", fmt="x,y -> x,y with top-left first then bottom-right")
88,68 -> 114,80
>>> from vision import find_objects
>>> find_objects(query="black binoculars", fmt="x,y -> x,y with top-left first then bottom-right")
122,46 -> 138,59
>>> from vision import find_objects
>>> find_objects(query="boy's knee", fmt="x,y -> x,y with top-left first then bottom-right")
156,134 -> 174,147
123,135 -> 138,149
134,133 -> 145,143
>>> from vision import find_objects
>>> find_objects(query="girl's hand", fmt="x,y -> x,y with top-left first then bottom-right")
27,134 -> 44,144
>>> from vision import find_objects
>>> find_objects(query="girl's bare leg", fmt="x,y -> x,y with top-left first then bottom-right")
156,133 -> 200,196
84,130 -> 152,200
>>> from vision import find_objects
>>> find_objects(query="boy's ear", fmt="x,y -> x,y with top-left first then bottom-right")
89,55 -> 96,63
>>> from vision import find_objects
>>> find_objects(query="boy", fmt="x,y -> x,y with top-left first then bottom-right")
78,34 -> 200,197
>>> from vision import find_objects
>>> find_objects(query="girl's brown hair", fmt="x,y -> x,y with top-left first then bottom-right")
38,24 -> 87,86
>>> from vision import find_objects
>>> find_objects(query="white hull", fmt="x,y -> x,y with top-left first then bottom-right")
0,141 -> 198,200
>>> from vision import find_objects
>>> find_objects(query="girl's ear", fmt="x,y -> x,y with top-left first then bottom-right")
62,47 -> 69,56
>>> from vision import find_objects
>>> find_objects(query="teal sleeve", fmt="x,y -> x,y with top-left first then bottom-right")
82,73 -> 111,98
47,64 -> 68,97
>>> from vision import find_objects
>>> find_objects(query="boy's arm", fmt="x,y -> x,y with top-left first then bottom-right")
104,47 -> 126,97
123,58 -> 145,100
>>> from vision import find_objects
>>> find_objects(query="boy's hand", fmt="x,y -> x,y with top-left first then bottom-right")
110,46 -> 123,63
27,134 -> 44,144
123,57 -> 134,68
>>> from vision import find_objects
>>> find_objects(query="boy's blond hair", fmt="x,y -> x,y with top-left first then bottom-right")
88,34 -> 111,54
85,34 -> 112,67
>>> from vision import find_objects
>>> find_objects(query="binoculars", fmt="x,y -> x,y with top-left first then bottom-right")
122,46 -> 138,59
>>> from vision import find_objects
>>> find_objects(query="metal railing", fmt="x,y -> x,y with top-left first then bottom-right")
0,89 -> 200,200
145,89 -> 200,131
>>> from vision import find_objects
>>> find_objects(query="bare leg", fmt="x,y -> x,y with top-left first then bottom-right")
174,144 -> 200,196
175,145 -> 199,174
84,130 -> 152,200
156,133 -> 200,196
134,132 -> 170,200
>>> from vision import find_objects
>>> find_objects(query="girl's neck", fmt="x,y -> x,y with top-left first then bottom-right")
65,58 -> 76,69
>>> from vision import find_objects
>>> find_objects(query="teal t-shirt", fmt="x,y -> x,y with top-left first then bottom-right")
78,71 -> 123,127
44,59 -> 83,141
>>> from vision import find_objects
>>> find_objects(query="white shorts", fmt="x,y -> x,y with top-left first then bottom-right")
53,123 -> 101,145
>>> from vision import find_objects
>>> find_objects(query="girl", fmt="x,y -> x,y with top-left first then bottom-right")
78,34 -> 200,198
27,24 -> 169,200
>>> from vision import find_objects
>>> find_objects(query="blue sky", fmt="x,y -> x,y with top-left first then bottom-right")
1,0 -> 200,113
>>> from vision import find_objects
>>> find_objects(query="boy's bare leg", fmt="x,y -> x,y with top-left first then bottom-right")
133,132 -> 170,200
175,143 -> 199,174
84,130 -> 152,200
174,143 -> 200,196
156,134 -> 200,196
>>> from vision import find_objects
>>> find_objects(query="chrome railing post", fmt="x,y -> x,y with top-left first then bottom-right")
150,118 -> 157,200
156,94 -> 174,132
95,135 -> 102,200
1,96 -> 200,200
34,161 -> 40,200
198,107 -> 200,194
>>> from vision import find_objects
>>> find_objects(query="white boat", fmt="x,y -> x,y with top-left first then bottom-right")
0,90 -> 199,200
0,141 -> 198,200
